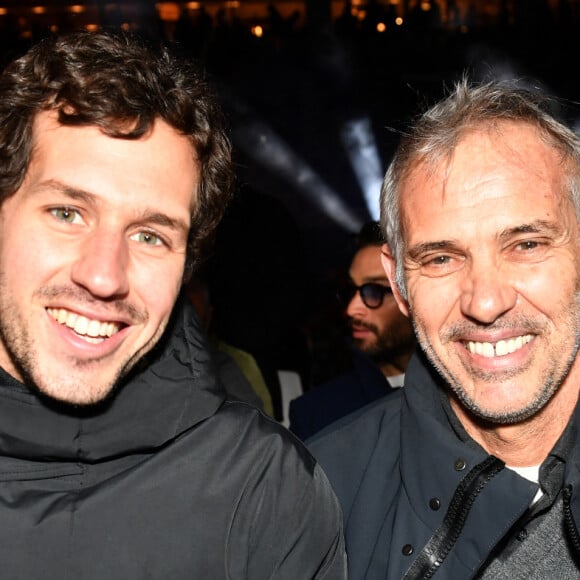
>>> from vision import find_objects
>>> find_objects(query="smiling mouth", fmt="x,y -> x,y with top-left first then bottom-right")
47,307 -> 122,343
464,334 -> 533,358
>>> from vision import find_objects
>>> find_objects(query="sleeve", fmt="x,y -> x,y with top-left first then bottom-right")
226,433 -> 347,580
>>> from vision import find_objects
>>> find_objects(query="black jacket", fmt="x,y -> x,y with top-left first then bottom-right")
308,349 -> 580,579
289,348 -> 393,440
0,298 -> 346,579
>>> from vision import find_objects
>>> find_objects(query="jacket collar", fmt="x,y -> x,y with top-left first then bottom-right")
399,350 -> 538,531
0,295 -> 225,462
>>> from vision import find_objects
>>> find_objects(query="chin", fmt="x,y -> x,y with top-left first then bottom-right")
28,375 -> 120,408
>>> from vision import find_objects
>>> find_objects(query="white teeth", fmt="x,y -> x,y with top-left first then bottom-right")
73,316 -> 88,335
86,319 -> 101,337
466,335 -> 532,358
47,308 -> 121,339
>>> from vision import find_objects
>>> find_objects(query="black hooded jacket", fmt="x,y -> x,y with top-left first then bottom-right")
0,298 -> 346,579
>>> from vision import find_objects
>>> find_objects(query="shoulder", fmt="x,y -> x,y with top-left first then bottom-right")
217,400 -> 318,467
195,400 -> 343,528
212,400 -> 348,509
289,372 -> 356,421
308,388 -> 403,450
214,402 -> 347,578
306,391 -> 403,512
289,367 -> 386,440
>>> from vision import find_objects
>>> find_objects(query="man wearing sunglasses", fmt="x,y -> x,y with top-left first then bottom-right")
289,221 -> 415,440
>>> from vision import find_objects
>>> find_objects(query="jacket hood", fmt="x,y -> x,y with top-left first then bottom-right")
0,295 -> 226,462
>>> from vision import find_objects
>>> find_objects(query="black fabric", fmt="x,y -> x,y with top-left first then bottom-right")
289,347 -> 392,440
404,456 -> 505,580
0,297 -> 346,579
308,349 -> 580,579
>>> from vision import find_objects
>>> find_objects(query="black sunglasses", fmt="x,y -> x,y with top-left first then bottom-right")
337,282 -> 393,309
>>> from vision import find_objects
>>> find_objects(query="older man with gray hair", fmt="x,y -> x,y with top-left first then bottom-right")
309,78 -> 580,579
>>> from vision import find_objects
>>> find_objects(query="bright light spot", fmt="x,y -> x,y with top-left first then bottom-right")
156,2 -> 180,21
340,117 -> 384,220
395,17 -> 403,25
32,6 -> 46,14
69,5 -> 84,13
186,2 -> 201,8
0,8 -> 7,15
49,24 -> 58,32
376,21 -> 386,33
420,1 -> 431,10
251,25 -> 263,38
233,120 -> 363,232
85,23 -> 99,31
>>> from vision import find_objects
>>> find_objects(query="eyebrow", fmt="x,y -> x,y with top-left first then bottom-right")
36,179 -> 95,203
406,219 -> 562,260
407,240 -> 457,260
498,219 -> 561,241
136,211 -> 190,237
36,179 -> 190,236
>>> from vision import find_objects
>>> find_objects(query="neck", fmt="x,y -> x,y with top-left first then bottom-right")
379,351 -> 413,378
450,380 -> 579,467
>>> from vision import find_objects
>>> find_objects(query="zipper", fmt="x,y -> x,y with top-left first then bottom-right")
563,484 -> 580,564
402,456 -> 505,580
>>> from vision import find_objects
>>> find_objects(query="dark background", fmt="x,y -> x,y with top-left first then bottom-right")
2,1 -> 579,272
2,1 -> 579,403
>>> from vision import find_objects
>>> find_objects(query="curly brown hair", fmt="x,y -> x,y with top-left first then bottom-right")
0,30 -> 234,277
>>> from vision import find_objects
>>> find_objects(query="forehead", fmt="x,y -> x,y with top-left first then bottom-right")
349,245 -> 385,279
399,122 -> 571,242
27,111 -> 198,212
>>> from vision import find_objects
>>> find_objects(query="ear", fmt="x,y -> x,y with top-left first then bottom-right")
381,243 -> 411,318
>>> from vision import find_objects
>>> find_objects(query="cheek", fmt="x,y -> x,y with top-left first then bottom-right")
513,261 -> 578,315
133,260 -> 185,321
407,277 -> 457,328
0,224 -> 59,289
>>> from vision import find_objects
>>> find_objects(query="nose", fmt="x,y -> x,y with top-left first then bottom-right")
71,229 -> 130,299
459,259 -> 517,324
346,290 -> 367,319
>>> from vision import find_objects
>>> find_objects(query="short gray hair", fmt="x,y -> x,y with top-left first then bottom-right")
380,77 -> 580,298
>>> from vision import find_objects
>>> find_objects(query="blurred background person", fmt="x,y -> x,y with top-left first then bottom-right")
289,221 -> 415,440
186,271 -> 274,417
206,184 -> 313,423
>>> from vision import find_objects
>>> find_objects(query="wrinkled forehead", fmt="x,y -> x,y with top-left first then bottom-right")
398,123 -> 573,237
